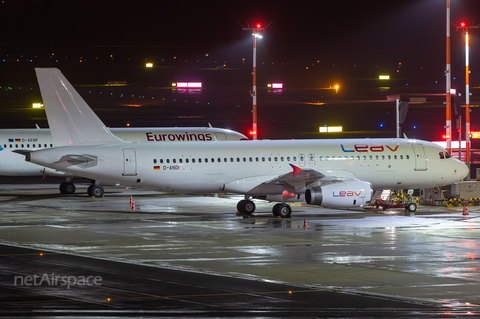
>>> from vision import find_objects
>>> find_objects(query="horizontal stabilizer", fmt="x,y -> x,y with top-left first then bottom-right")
35,68 -> 126,146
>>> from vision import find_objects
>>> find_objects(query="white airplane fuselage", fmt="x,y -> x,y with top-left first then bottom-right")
26,138 -> 468,193
0,128 -> 246,176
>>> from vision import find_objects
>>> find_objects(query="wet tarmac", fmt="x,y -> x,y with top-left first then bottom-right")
0,183 -> 480,317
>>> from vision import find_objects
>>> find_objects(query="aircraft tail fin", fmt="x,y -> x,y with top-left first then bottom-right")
35,68 -> 126,146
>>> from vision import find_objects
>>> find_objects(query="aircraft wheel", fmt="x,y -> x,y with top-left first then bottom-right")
59,182 -> 76,194
88,185 -> 104,198
406,203 -> 416,212
237,200 -> 255,214
272,203 -> 292,218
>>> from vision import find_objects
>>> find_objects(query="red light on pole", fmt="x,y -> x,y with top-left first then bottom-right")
460,21 -> 466,28
256,23 -> 261,29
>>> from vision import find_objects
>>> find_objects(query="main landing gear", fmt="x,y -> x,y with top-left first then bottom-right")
237,196 -> 292,218
87,184 -> 104,198
59,180 -> 104,197
59,181 -> 76,194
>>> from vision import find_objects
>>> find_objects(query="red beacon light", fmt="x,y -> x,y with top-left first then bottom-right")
256,23 -> 261,29
460,21 -> 467,28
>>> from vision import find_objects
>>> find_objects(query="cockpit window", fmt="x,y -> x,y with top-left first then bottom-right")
445,152 -> 451,159
439,152 -> 445,159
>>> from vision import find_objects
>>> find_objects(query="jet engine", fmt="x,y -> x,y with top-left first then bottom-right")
305,180 -> 373,208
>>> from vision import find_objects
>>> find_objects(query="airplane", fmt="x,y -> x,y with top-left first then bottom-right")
0,127 -> 247,194
15,68 -> 470,217
0,71 -> 247,195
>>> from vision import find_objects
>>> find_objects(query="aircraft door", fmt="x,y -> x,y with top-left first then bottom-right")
299,154 -> 305,167
122,148 -> 137,176
412,144 -> 427,171
308,153 -> 315,167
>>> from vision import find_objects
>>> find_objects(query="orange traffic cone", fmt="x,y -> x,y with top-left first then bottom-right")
129,195 -> 133,208
303,217 -> 308,229
463,205 -> 469,215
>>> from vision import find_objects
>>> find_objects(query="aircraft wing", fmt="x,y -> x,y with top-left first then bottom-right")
238,164 -> 327,195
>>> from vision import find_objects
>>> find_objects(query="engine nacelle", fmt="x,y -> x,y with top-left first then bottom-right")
305,181 -> 373,208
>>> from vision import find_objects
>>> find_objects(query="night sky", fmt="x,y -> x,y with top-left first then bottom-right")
2,0 -> 480,85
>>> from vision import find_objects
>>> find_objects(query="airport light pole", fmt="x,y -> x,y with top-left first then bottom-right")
446,0 -> 452,154
243,23 -> 264,140
456,22 -> 479,175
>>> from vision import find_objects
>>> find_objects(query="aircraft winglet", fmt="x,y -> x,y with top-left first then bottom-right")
289,164 -> 303,177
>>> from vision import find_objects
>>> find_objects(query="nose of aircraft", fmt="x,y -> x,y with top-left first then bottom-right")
456,159 -> 470,180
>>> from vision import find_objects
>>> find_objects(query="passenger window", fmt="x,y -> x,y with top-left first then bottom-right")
166,159 -> 170,163
224,158 -> 227,162
27,144 -> 30,148
50,144 -> 53,147
326,156 -> 329,161
256,157 -> 259,162
406,155 -> 410,159
382,155 -> 385,160
173,159 -> 176,163
394,155 -> 397,160
160,159 -> 164,163
319,156 -> 323,161
230,158 -> 233,162
268,157 -> 271,162
217,158 -> 221,162
388,155 -> 391,160
153,159 -> 157,164
293,156 -> 297,161
356,156 -> 360,160
237,157 -> 240,162
179,159 -> 183,163
186,159 -> 189,163
287,156 -> 291,161
363,156 -> 366,160
274,157 -> 278,162
262,157 -> 265,162
375,155 -> 379,160
192,158 -> 195,163
249,157 -> 253,162
243,158 -> 246,162
400,155 -> 403,159
281,157 -> 284,161
205,158 -> 208,163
